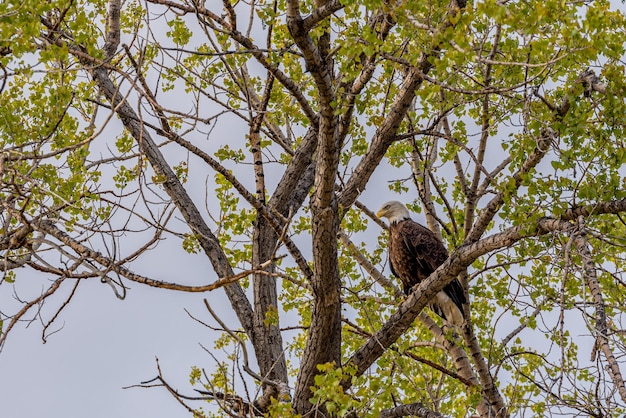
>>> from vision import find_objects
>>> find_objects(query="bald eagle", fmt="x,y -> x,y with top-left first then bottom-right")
377,201 -> 466,327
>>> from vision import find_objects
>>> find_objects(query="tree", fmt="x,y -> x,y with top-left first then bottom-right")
1,0 -> 626,416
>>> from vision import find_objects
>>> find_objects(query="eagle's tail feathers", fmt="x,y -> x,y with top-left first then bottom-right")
431,291 -> 465,327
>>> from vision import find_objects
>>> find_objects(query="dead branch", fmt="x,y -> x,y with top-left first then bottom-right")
0,278 -> 65,351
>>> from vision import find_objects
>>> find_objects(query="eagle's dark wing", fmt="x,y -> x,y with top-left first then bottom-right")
402,231 -> 446,274
399,220 -> 448,274
390,219 -> 466,319
389,220 -> 443,294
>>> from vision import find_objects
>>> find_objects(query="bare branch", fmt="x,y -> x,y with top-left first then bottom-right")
0,278 -> 65,351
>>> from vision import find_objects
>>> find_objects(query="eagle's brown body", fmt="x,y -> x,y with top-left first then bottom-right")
378,201 -> 466,326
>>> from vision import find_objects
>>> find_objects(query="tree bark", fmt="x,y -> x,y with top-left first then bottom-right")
287,0 -> 343,413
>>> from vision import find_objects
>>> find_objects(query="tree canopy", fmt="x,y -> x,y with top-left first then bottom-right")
1,0 -> 626,416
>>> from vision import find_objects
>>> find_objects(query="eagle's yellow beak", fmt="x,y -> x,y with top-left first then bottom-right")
376,209 -> 384,219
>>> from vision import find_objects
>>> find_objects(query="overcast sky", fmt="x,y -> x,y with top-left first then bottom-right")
0,236 -> 228,417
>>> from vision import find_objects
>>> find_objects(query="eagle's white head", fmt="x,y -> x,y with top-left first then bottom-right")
376,201 -> 411,224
